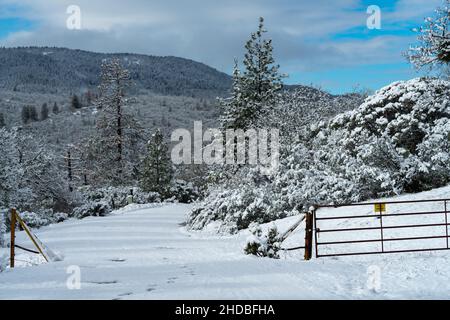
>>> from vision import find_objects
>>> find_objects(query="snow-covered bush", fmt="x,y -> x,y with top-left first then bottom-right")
0,207 -> 68,232
18,210 -> 69,229
131,188 -> 162,205
19,211 -> 52,229
71,202 -> 111,219
0,127 -> 74,216
416,118 -> 450,187
189,77 -> 450,233
313,77 -> 450,194
169,180 -> 202,204
189,180 -> 285,233
244,223 -> 281,259
72,186 -> 160,219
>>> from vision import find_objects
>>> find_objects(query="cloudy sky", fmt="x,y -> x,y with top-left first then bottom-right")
0,0 -> 442,93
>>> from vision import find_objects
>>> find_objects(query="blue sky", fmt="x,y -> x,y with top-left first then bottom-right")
0,17 -> 34,38
284,0 -> 437,93
0,0 -> 442,94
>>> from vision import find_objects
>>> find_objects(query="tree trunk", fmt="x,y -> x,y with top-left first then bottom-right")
67,149 -> 73,192
116,83 -> 123,178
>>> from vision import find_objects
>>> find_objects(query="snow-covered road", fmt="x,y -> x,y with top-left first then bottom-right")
2,192 -> 450,299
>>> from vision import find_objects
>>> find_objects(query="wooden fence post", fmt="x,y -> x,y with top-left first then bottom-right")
304,210 -> 313,261
10,208 -> 16,268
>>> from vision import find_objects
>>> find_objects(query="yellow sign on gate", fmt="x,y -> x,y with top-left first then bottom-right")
374,203 -> 386,213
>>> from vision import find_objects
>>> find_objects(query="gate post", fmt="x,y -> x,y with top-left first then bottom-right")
304,209 -> 314,261
10,208 -> 16,268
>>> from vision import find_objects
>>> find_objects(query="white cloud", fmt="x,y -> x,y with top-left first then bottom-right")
0,0 -> 437,74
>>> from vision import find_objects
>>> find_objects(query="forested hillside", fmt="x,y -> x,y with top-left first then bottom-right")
0,47 -> 232,97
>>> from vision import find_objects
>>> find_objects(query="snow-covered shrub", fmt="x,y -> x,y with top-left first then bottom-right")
189,77 -> 450,233
13,210 -> 69,229
0,127 -> 74,217
0,208 -> 68,232
416,118 -> 450,188
131,188 -> 162,205
244,223 -> 281,259
71,202 -> 111,219
300,78 -> 450,200
314,77 -> 450,194
189,180 -> 285,233
53,212 -> 69,223
72,186 -> 160,219
169,180 -> 202,204
19,211 -> 50,229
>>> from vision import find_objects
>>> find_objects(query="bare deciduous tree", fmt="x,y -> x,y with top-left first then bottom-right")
406,0 -> 450,72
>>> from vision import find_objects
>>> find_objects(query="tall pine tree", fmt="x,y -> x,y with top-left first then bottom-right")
52,102 -> 59,114
88,58 -> 143,186
0,112 -> 5,128
221,17 -> 284,130
0,211 -> 5,248
220,60 -> 246,130
71,94 -> 81,110
41,103 -> 49,121
140,129 -> 173,196
21,106 -> 38,124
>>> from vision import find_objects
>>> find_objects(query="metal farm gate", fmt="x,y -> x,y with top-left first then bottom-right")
308,198 -> 450,258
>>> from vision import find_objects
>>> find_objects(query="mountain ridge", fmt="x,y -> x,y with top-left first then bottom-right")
0,46 -> 232,97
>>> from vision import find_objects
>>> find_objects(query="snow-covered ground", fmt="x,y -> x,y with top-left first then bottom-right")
1,186 -> 450,299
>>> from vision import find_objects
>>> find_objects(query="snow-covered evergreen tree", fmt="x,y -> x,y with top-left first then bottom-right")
220,17 -> 284,130
0,112 -> 5,128
407,0 -> 450,72
140,129 -> 173,196
244,223 -> 281,259
219,60 -> 246,130
21,105 -> 38,124
71,94 -> 81,110
0,210 -> 6,248
52,102 -> 59,115
41,103 -> 49,121
88,59 -> 143,186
